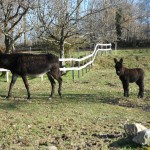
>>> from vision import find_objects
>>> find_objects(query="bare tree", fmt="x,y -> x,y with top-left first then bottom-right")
113,0 -> 150,45
137,0 -> 150,41
0,0 -> 33,53
32,0 -> 121,64
34,0 -> 83,60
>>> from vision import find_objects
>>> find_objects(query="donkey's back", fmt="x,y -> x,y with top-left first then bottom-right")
125,68 -> 144,83
15,53 -> 60,76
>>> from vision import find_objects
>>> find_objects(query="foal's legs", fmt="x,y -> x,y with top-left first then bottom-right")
122,81 -> 129,97
136,79 -> 144,98
21,75 -> 31,99
7,74 -> 18,99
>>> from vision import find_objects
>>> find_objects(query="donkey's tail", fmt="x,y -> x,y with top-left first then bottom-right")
61,70 -> 69,76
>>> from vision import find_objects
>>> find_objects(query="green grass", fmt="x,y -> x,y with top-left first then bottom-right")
0,49 -> 150,150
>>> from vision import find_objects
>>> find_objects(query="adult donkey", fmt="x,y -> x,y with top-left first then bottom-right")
114,58 -> 144,98
0,53 -> 62,100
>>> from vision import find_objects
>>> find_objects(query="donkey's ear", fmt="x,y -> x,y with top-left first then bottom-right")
114,58 -> 117,63
120,58 -> 123,63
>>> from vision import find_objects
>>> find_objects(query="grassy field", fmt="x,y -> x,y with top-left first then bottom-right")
0,49 -> 150,150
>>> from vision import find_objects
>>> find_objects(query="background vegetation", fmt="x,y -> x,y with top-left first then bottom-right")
0,0 -> 150,56
0,49 -> 150,149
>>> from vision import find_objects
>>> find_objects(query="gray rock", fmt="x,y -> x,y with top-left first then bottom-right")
132,129 -> 150,146
124,123 -> 147,137
48,146 -> 58,150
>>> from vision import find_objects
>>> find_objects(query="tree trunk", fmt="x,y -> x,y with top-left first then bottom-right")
5,36 -> 11,53
4,35 -> 13,53
4,35 -> 15,53
60,24 -> 66,68
1,36 -> 10,76
115,42 -> 117,55
60,40 -> 65,67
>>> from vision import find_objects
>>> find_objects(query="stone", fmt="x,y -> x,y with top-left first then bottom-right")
48,146 -> 58,150
124,123 -> 147,137
132,129 -> 150,146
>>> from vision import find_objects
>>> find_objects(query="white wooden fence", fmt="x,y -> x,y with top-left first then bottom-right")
59,43 -> 111,79
0,43 -> 112,81
59,43 -> 112,71
0,68 -> 10,82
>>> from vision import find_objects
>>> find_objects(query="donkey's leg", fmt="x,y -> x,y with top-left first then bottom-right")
57,77 -> 62,98
47,72 -> 56,99
49,68 -> 62,98
136,79 -> 144,98
21,75 -> 30,99
7,74 -> 18,99
122,81 -> 129,97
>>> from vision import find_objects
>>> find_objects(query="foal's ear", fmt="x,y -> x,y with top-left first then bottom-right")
114,58 -> 117,63
120,58 -> 123,63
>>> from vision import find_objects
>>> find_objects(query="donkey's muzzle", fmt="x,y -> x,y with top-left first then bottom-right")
116,71 -> 121,76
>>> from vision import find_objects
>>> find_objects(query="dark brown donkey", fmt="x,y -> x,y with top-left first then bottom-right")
0,53 -> 62,100
114,58 -> 144,98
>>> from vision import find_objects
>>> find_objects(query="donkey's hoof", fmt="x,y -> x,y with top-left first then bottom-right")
49,97 -> 52,100
26,97 -> 31,103
5,96 -> 10,100
138,95 -> 144,99
124,94 -> 129,97
27,96 -> 30,99
26,99 -> 32,103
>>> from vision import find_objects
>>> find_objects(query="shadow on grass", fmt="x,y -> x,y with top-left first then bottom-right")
62,93 -> 145,109
109,137 -> 142,149
0,96 -> 34,110
62,93 -> 119,103
0,92 -> 148,111
0,101 -> 18,110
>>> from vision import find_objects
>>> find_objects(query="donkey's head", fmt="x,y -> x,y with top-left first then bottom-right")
114,58 -> 124,76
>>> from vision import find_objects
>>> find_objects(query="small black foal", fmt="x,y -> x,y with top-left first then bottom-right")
114,58 -> 144,98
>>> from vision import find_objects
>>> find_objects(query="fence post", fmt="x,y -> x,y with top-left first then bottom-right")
115,42 -> 117,55
88,58 -> 90,71
41,75 -> 44,81
110,44 -> 112,54
86,54 -> 88,73
72,58 -> 74,80
90,56 -> 92,69
101,45 -> 103,55
30,47 -> 31,53
82,60 -> 84,76
105,45 -> 107,55
78,61 -> 80,78
46,46 -> 48,53
6,71 -> 9,82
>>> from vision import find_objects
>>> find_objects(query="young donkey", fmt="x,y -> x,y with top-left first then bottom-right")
114,58 -> 144,98
0,53 -> 62,100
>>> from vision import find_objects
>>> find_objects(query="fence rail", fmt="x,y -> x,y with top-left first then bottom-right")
0,43 -> 111,81
0,68 -> 10,82
59,43 -> 112,71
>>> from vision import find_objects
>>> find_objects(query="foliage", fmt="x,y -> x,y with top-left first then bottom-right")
115,8 -> 123,41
